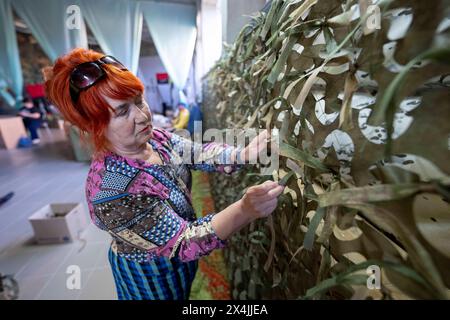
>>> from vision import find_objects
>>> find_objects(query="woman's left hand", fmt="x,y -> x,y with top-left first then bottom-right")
237,129 -> 277,164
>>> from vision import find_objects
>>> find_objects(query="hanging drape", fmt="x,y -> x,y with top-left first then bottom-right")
1,0 -> 198,107
0,0 -> 23,107
11,0 -> 88,62
141,1 -> 197,89
79,0 -> 143,74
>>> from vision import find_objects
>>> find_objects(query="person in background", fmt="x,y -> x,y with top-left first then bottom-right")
164,106 -> 175,119
18,97 -> 42,145
187,103 -> 203,136
172,102 -> 190,130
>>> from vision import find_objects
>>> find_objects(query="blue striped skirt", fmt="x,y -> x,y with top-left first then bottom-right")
108,247 -> 198,300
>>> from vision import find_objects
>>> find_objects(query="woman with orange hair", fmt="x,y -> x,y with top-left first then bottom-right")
44,48 -> 284,300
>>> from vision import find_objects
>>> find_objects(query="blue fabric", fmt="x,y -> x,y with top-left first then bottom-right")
22,118 -> 41,140
187,104 -> 203,135
143,164 -> 195,220
17,136 -> 33,148
108,246 -> 198,300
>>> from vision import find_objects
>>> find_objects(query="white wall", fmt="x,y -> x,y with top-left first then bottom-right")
194,0 -> 268,103
199,0 -> 223,75
194,0 -> 223,103
220,0 -> 268,44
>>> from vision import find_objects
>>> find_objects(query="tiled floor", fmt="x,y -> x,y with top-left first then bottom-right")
0,128 -> 117,300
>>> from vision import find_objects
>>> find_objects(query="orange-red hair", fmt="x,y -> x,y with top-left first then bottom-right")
44,48 -> 144,153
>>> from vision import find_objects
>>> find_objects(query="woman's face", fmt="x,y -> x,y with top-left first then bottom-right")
103,94 -> 153,152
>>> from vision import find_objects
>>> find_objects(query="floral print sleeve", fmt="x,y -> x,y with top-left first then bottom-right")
165,130 -> 243,174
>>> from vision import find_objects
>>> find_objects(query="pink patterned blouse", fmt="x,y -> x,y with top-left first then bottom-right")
85,128 -> 241,263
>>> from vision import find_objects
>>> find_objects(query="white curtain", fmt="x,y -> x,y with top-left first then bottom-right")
79,0 -> 143,74
11,0 -> 88,62
0,0 -> 23,107
141,1 -> 197,89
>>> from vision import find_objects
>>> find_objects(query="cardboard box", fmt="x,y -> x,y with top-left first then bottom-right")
0,116 -> 27,150
28,203 -> 89,244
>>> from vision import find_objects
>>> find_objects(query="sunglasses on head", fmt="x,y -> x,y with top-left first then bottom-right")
69,55 -> 127,103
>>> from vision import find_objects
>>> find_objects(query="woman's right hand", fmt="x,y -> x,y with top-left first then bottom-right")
239,180 -> 284,221
211,181 -> 284,241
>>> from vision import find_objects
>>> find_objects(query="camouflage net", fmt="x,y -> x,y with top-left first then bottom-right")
202,0 -> 450,299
